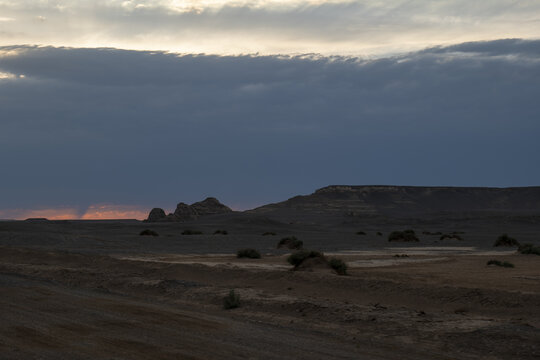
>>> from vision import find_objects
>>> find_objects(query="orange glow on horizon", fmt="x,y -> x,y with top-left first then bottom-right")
1,205 -> 148,220
81,205 -> 148,220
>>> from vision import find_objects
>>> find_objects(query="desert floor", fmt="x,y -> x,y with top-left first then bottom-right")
0,220 -> 539,359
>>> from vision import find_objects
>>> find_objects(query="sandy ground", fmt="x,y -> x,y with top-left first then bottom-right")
1,244 -> 539,360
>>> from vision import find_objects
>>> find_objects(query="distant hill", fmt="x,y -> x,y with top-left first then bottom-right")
248,185 -> 540,223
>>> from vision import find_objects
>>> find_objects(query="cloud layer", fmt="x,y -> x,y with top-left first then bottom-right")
0,1 -> 539,55
1,39 -> 539,217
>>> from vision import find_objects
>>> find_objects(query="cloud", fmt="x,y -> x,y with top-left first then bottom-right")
0,1 -> 539,55
0,40 -> 539,217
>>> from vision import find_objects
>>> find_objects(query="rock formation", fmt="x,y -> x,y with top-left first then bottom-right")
147,208 -> 166,222
146,197 -> 232,222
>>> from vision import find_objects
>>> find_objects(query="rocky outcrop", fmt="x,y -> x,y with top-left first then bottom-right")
146,197 -> 232,222
147,208 -> 167,222
249,185 -> 540,223
191,197 -> 232,216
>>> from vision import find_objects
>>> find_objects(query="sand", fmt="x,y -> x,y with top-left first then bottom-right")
0,242 -> 538,359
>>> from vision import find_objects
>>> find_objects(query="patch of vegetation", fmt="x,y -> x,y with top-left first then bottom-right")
214,230 -> 228,235
494,234 -> 519,247
287,250 -> 324,267
388,229 -> 419,242
440,234 -> 463,241
277,236 -> 303,250
393,254 -> 409,258
223,290 -> 240,309
139,229 -> 159,236
518,243 -> 540,255
328,258 -> 348,275
182,229 -> 203,235
236,248 -> 261,259
487,259 -> 515,268
376,232 -> 383,236
356,231 -> 366,235
262,231 -> 277,236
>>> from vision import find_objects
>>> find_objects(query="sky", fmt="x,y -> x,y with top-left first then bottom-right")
0,1 -> 539,219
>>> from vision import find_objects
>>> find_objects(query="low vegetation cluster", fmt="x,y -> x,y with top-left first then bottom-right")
487,259 -> 515,268
388,229 -> 419,242
440,234 -> 463,241
236,248 -> 261,259
277,236 -> 303,250
139,229 -> 159,236
494,234 -> 519,247
287,250 -> 348,275
223,290 -> 240,309
182,229 -> 203,235
213,230 -> 228,235
518,243 -> 540,255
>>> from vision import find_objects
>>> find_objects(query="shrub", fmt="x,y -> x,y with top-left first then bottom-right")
214,230 -> 228,235
376,232 -> 383,236
236,248 -> 261,259
518,243 -> 540,255
262,231 -> 277,236
139,229 -> 159,236
182,229 -> 203,235
277,236 -> 303,250
287,250 -> 323,267
487,259 -> 515,268
223,290 -> 240,309
356,231 -> 366,235
388,229 -> 419,242
494,234 -> 519,247
328,258 -> 348,275
440,234 -> 463,241
393,254 -> 409,258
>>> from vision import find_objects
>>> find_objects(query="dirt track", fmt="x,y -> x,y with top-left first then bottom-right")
1,246 -> 539,360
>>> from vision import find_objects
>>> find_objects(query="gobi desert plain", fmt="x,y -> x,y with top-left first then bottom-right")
1,185 -> 539,359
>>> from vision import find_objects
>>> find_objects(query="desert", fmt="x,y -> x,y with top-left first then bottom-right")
1,186 -> 539,359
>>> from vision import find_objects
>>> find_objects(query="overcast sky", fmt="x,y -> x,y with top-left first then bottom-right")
1,1 -> 539,219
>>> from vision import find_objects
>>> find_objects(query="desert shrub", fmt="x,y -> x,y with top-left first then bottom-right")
287,250 -> 324,267
262,231 -> 277,236
518,243 -> 540,255
393,254 -> 409,258
356,231 -> 366,235
388,229 -> 419,242
328,258 -> 348,275
376,232 -> 383,236
440,234 -> 463,241
223,290 -> 240,309
214,230 -> 228,235
277,236 -> 303,250
236,248 -> 261,259
182,229 -> 203,235
487,259 -> 515,268
494,234 -> 519,247
139,229 -> 159,236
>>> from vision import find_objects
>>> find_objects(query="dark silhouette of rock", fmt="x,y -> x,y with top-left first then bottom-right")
146,197 -> 232,222
191,197 -> 232,216
248,185 -> 540,224
147,208 -> 166,222
173,202 -> 198,221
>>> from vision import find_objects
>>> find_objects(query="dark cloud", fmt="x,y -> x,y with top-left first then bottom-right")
0,40 -> 539,212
